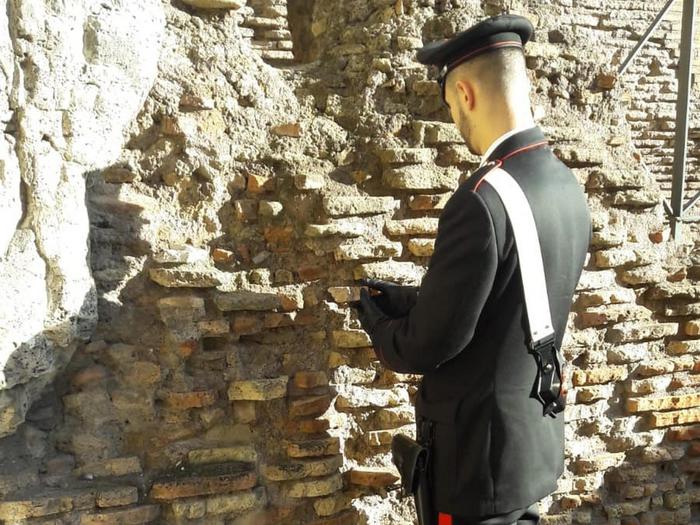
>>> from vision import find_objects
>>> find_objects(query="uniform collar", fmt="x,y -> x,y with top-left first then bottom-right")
478,125 -> 545,167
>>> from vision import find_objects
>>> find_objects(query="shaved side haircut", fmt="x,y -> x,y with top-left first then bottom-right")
452,47 -> 531,105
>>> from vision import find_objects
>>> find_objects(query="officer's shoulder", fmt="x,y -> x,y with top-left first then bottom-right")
442,163 -> 498,219
457,162 -> 499,194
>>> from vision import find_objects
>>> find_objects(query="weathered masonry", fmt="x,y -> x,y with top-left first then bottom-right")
0,0 -> 699,524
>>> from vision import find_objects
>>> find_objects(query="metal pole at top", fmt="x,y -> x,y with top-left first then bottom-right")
670,0 -> 696,241
618,0 -> 677,76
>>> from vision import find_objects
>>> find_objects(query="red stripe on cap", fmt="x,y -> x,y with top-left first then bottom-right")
438,513 -> 453,525
446,40 -> 523,71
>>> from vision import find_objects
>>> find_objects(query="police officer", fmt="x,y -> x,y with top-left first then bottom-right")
354,14 -> 592,525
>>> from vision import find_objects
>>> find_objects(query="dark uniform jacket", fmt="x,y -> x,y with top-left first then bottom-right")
371,126 -> 592,519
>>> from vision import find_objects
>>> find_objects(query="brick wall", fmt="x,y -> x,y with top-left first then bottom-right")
0,1 -> 698,524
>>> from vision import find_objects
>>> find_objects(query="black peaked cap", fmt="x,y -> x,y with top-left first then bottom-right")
416,14 -> 534,71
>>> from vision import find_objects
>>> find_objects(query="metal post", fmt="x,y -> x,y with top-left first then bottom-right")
670,0 -> 696,240
618,0 -> 677,76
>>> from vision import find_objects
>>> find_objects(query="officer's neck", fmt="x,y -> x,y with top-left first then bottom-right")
477,112 -> 535,157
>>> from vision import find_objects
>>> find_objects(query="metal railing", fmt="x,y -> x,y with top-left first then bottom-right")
617,0 -> 699,240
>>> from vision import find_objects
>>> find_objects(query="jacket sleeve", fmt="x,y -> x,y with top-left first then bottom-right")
371,187 -> 499,374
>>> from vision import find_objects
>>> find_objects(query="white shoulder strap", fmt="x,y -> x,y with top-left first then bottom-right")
481,167 -> 554,344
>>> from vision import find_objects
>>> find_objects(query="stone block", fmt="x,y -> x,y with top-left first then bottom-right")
571,453 -> 625,474
156,296 -> 206,327
382,165 -> 459,191
332,330 -> 371,348
80,505 -> 161,524
258,200 -> 283,217
149,468 -> 256,501
163,390 -> 217,410
293,371 -> 328,389
353,260 -> 425,285
648,408 -> 700,428
182,0 -> 245,8
74,457 -> 142,478
349,467 -> 399,487
606,322 -> 677,343
287,437 -> 340,458
576,288 -> 636,307
376,148 -> 435,165
576,270 -> 617,291
322,196 -> 397,216
594,248 -> 636,268
214,290 -> 280,311
571,366 -> 627,386
282,473 -> 343,498
204,487 -> 266,515
627,393 -> 700,413
288,394 -> 332,417
684,319 -> 700,336
578,305 -> 650,328
95,486 -> 138,508
228,377 -> 289,401
423,122 -> 462,145
407,238 -> 435,256
373,406 -> 415,428
385,217 -> 439,236
334,240 -> 402,261
0,490 -> 78,520
574,384 -> 615,403
666,340 -> 700,355
268,123 -> 301,138
313,493 -> 352,517
153,245 -> 209,264
408,193 -> 450,210
262,455 -> 343,481
612,189 -> 658,208
607,342 -> 660,364
335,386 -> 409,409
197,319 -> 230,337
305,221 -> 365,237
330,365 -> 376,385
188,445 -> 257,464
294,173 -> 325,190
149,265 -> 222,288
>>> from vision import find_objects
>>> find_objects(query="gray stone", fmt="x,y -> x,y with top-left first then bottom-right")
0,0 -> 165,436
182,0 -> 246,8
322,196 -> 398,216
382,165 -> 459,191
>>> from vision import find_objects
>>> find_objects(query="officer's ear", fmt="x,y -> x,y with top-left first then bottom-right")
454,79 -> 475,112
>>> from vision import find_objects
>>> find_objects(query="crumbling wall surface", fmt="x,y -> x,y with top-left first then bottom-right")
0,0 -> 699,524
0,0 -> 165,438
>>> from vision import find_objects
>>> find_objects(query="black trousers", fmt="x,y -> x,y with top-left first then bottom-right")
440,502 -> 539,525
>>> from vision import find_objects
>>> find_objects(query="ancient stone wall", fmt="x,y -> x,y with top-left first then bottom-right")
0,0 -> 164,438
0,1 -> 699,524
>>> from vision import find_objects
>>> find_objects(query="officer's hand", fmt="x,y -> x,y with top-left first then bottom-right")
359,278 -> 419,317
354,287 -> 391,336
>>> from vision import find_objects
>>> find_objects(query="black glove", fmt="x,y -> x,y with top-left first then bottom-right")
359,278 -> 419,318
354,287 -> 391,336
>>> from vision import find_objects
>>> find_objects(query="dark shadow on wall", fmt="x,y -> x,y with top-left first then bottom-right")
287,0 -> 320,63
0,161 -> 156,501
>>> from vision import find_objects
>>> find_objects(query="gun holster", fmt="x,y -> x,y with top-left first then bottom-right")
529,334 -> 566,418
391,419 -> 436,525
